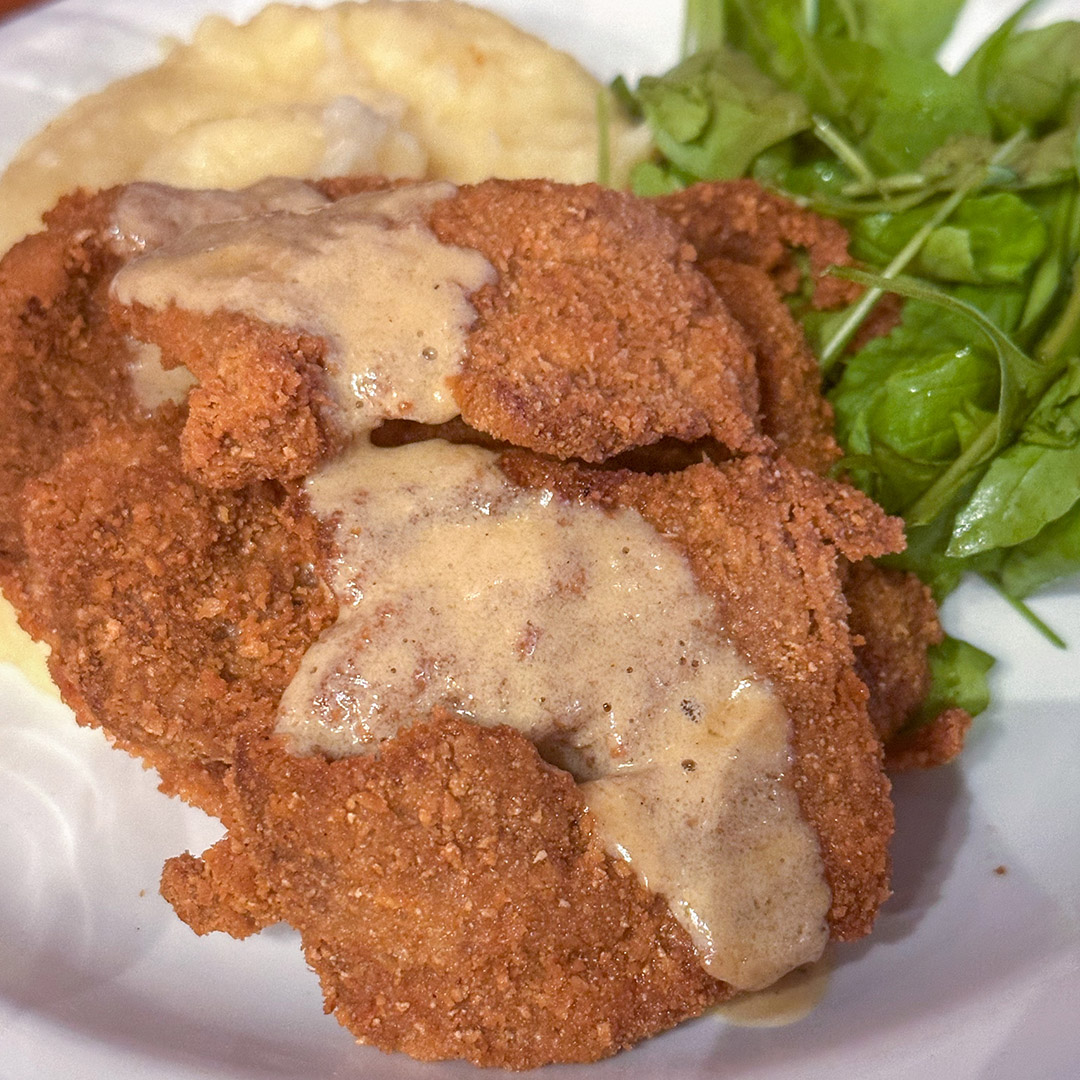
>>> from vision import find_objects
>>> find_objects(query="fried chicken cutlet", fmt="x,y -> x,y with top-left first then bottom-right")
160,446 -> 899,1067
106,172 -> 951,756
0,172 -> 950,1067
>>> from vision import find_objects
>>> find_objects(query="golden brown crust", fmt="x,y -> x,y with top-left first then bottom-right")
698,257 -> 840,472
108,177 -> 769,488
885,708 -> 972,771
113,303 -> 340,489
500,452 -> 902,940
0,173 -> 960,1068
163,716 -> 727,1068
17,411 -> 337,814
160,452 -> 902,1061
843,561 -> 943,744
841,561 -> 975,763
0,187 -> 134,577
429,179 -> 766,463
653,179 -> 862,310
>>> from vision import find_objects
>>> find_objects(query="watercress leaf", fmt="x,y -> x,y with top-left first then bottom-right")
633,49 -> 810,180
918,225 -> 977,281
925,193 -> 1047,284
916,636 -> 995,723
795,37 -> 883,123
947,438 -> 1080,554
951,283 -> 1028,337
856,0 -> 966,59
852,51 -> 991,173
853,194 -> 1046,285
960,0 -> 1042,108
832,269 -> 1043,435
608,74 -> 643,120
629,160 -> 685,196
947,365 -> 1080,554
998,497 -> 1080,597
869,347 -> 998,462
719,0 -> 807,82
637,77 -> 710,144
982,22 -> 1080,135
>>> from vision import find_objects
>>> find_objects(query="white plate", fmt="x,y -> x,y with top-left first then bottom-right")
0,1 -> 1078,1078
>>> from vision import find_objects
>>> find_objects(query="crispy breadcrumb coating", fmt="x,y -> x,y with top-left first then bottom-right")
885,709 -> 972,771
17,411 -> 336,814
696,257 -> 840,472
114,178 -> 769,488
653,178 -> 862,310
0,189 -> 134,577
163,715 -> 727,1068
500,452 -> 902,939
0,171 -> 967,1068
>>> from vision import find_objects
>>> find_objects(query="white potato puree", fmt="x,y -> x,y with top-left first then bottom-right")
0,0 -> 648,255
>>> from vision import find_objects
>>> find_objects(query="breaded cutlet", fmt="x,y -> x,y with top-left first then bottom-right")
114,177 -> 769,489
17,410 -> 337,815
0,189 -> 136,580
653,178 -> 863,311
0,171 -> 958,1067
651,186 -> 964,758
162,449 -> 900,1066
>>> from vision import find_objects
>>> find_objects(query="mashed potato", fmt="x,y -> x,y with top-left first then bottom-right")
0,0 -> 649,687
0,0 -> 648,255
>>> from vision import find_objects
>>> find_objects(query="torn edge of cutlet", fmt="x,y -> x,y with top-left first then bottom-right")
653,178 -> 862,311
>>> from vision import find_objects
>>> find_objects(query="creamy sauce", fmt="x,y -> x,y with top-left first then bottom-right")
126,340 -> 197,415
277,439 -> 830,990
111,181 -> 494,432
110,178 -> 332,256
713,953 -> 831,1026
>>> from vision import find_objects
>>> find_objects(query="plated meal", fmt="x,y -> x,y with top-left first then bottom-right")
0,1 -> 1078,1078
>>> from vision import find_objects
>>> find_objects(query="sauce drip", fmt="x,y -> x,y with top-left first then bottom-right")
110,180 -> 495,431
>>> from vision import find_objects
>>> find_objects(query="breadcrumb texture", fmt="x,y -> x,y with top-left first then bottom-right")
163,716 -> 726,1069
0,172 -> 967,1068
17,412 -> 336,815
885,709 -> 972,771
112,177 -> 769,488
431,179 -> 766,463
653,178 -> 862,310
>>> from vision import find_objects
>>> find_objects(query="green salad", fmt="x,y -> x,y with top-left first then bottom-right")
615,0 -> 1080,723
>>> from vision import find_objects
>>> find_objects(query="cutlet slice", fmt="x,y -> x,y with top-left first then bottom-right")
651,183 -> 966,765
501,452 -> 903,939
843,561 -> 973,769
696,257 -> 840,472
107,177 -> 767,488
429,179 -> 765,463
163,715 -> 726,1069
161,449 -> 900,1066
16,410 -> 337,815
